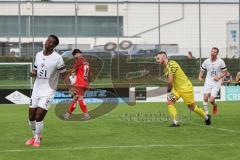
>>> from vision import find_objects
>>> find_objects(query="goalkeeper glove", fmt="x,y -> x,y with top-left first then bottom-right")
167,92 -> 176,102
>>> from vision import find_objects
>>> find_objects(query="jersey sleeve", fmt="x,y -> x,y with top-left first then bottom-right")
33,53 -> 39,70
167,61 -> 178,75
57,56 -> 66,73
201,60 -> 207,71
220,59 -> 227,71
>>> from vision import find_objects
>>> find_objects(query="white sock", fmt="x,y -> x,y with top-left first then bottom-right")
203,101 -> 209,115
35,121 -> 44,142
28,120 -> 36,137
173,119 -> 178,125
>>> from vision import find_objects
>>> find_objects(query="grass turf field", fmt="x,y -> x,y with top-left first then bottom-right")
0,101 -> 240,160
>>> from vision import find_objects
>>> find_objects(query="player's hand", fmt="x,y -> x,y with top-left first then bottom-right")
167,92 -> 176,102
30,70 -> 37,77
213,76 -> 220,81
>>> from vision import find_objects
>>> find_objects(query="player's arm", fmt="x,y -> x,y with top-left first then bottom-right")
167,74 -> 174,93
199,62 -> 206,81
60,70 -> 76,95
167,74 -> 176,102
30,69 -> 37,77
198,70 -> 205,81
213,61 -> 227,81
214,70 -> 227,81
166,61 -> 178,102
68,69 -> 76,83
166,60 -> 177,91
61,69 -> 72,88
59,68 -> 67,79
30,58 -> 38,77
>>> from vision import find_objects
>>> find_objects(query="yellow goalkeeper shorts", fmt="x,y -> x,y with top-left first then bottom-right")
171,87 -> 195,105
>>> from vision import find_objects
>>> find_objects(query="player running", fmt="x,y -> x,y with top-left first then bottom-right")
63,49 -> 91,120
198,47 -> 227,115
155,51 -> 211,127
25,35 -> 67,147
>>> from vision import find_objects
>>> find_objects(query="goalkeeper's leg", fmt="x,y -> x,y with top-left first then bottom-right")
167,90 -> 180,126
188,102 -> 211,125
188,103 -> 207,119
168,103 -> 179,126
182,91 -> 211,125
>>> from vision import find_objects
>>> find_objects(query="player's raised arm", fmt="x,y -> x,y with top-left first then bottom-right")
56,55 -> 68,83
61,71 -> 70,85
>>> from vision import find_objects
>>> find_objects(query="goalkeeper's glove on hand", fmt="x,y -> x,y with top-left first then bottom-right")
167,92 -> 176,102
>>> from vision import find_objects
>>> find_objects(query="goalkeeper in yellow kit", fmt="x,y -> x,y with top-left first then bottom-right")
155,51 -> 211,127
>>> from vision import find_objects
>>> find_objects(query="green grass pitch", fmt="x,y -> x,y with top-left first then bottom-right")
0,101 -> 240,160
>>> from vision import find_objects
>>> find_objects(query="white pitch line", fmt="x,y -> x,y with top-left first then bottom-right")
189,122 -> 240,133
0,143 -> 239,153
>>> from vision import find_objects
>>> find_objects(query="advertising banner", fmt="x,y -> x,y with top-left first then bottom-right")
225,86 -> 240,101
0,88 -> 129,104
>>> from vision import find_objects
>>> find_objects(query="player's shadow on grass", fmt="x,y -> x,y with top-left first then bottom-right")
55,91 -> 119,121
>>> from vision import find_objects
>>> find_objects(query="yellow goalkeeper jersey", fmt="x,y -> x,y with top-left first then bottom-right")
164,60 -> 192,92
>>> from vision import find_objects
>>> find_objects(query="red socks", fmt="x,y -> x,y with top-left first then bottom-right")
68,100 -> 77,114
78,99 -> 88,113
68,99 -> 88,113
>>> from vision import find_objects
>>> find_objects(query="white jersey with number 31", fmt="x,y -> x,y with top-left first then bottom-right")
32,51 -> 66,96
201,58 -> 227,87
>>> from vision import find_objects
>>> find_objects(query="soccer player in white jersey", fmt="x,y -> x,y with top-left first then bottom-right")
198,47 -> 227,115
25,35 -> 67,147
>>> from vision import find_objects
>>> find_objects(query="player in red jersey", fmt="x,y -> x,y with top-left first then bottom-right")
64,49 -> 91,120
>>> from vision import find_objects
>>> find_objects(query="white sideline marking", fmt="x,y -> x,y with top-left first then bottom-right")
0,143 -> 239,153
189,122 -> 240,133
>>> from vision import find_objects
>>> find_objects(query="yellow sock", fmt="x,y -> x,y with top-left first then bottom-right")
168,104 -> 177,121
193,105 -> 206,119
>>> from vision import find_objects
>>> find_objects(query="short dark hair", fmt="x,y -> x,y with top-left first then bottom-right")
156,51 -> 167,56
212,47 -> 219,53
72,49 -> 82,56
49,34 -> 59,46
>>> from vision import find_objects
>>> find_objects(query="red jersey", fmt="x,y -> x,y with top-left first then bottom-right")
73,57 -> 90,88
